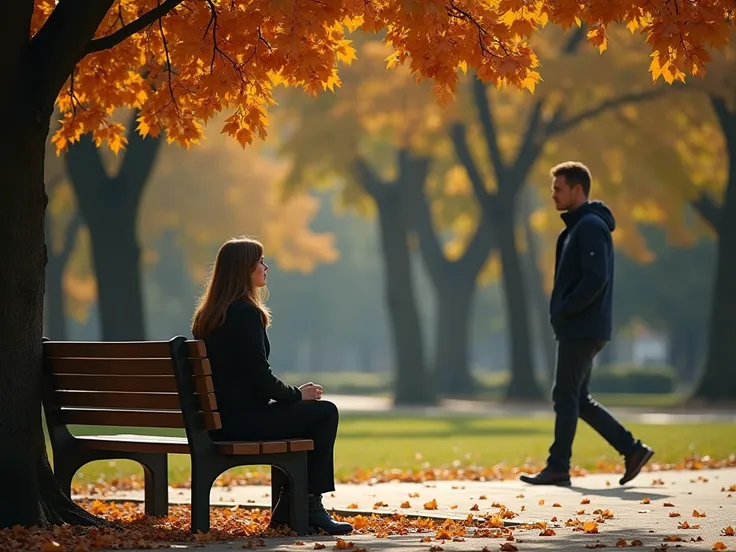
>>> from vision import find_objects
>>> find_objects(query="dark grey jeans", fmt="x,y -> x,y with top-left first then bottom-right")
547,339 -> 637,472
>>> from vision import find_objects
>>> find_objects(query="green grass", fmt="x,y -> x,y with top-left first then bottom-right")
56,415 -> 735,488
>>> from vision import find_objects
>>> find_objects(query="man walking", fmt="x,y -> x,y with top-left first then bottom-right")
520,161 -> 654,487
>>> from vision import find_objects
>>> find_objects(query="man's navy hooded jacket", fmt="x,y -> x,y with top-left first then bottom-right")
549,200 -> 616,341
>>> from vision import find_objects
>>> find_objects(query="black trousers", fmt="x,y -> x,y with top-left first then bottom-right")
547,339 -> 637,472
217,400 -> 339,495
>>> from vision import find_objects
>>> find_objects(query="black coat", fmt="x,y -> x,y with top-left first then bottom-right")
549,201 -> 616,341
203,300 -> 301,427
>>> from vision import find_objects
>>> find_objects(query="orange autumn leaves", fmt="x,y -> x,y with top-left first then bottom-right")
29,0 -> 736,155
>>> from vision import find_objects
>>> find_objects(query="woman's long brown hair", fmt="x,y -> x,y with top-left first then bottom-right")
191,236 -> 271,339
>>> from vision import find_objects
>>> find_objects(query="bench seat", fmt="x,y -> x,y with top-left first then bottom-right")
76,434 -> 314,455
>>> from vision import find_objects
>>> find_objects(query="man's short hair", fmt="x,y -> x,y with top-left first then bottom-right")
550,161 -> 591,197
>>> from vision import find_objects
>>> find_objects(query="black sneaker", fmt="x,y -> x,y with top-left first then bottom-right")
520,468 -> 571,486
620,441 -> 654,485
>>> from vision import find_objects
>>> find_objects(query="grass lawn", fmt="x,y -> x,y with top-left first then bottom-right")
54,415 -> 735,488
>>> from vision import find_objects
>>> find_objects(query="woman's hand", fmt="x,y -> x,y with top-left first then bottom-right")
298,382 -> 323,401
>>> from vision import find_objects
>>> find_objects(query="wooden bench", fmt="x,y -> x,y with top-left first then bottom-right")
41,335 -> 313,534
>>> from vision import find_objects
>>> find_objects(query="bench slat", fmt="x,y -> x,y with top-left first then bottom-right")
287,439 -> 314,452
47,358 -> 213,377
53,374 -> 213,394
55,391 -> 218,412
44,340 -> 206,359
260,441 -> 287,454
75,435 -> 308,456
77,434 -> 192,454
61,409 -> 221,431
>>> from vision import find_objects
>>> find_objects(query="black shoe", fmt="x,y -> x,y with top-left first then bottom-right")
620,441 -> 654,485
269,489 -> 290,529
520,468 -> 571,486
308,494 -> 353,535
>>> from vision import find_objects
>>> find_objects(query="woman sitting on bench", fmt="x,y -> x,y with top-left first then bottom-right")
191,236 -> 353,536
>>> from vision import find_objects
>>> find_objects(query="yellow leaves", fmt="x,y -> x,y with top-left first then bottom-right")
33,0 -> 733,155
587,26 -> 609,54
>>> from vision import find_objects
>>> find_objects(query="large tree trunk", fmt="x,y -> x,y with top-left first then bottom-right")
520,189 -> 556,382
433,280 -> 476,396
693,100 -> 736,401
65,130 -> 162,341
375,189 -> 435,404
353,157 -> 435,405
494,208 -> 542,400
0,109 -> 102,530
88,210 -> 146,340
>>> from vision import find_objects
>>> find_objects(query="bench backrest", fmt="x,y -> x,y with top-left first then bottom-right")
42,338 -> 222,436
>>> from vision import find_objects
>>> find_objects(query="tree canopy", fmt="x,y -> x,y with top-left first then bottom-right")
35,0 -> 735,155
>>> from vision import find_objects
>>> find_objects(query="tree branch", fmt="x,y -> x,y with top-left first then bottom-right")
471,78 -> 506,180
546,89 -> 665,137
710,95 -> 736,146
85,0 -> 186,55
562,25 -> 587,54
64,135 -> 110,206
29,0 -> 116,109
117,111 -> 164,208
458,214 -> 496,277
509,100 -> 545,192
449,123 -> 492,211
690,191 -> 721,232
402,154 -> 446,283
351,157 -> 385,200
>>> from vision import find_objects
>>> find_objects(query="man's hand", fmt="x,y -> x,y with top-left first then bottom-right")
298,382 -> 324,401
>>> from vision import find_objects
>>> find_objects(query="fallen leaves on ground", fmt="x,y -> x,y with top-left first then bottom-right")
71,455 -> 736,496
0,500 -> 539,551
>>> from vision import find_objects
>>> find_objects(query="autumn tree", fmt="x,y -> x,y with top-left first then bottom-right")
610,64 -> 736,399
1,0 -> 732,531
274,36 -> 484,403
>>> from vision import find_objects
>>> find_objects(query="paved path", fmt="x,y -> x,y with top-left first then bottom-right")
324,394 -> 736,424
81,467 -> 736,551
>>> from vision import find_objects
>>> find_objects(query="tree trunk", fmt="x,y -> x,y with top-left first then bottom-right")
693,103 -> 736,401
375,189 -> 435,405
494,208 -> 542,400
520,190 -> 556,381
0,111 -> 103,529
65,131 -> 161,341
87,213 -> 146,340
433,278 -> 476,397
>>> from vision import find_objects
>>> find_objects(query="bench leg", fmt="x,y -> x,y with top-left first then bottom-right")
271,466 -> 289,509
279,455 -> 308,536
141,454 -> 169,517
190,465 -> 215,534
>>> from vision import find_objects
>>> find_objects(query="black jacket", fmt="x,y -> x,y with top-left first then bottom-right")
203,300 -> 301,424
549,201 -> 616,341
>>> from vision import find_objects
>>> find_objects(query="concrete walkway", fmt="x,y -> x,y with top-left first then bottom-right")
324,394 -> 736,424
81,467 -> 736,551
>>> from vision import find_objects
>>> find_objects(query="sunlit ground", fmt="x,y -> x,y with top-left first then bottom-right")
49,415 -> 735,487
